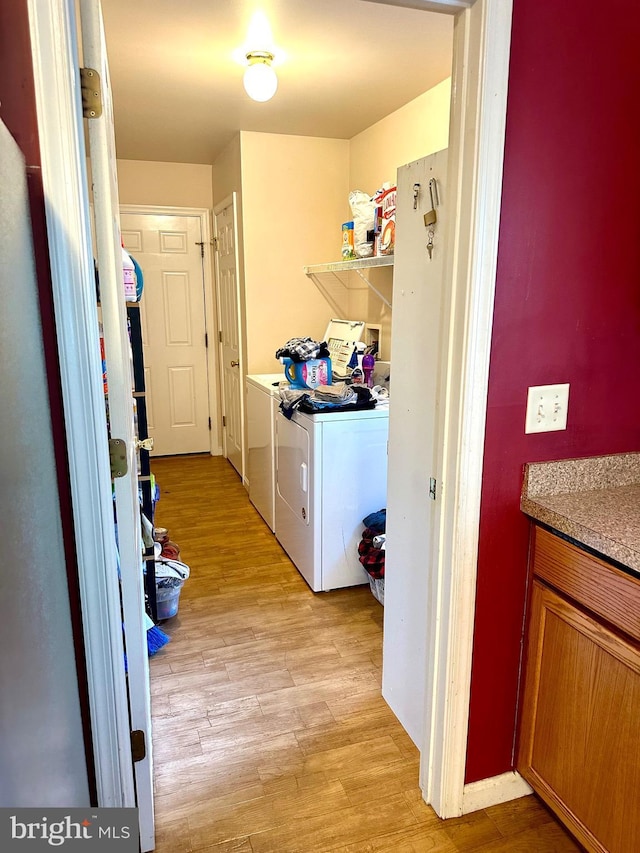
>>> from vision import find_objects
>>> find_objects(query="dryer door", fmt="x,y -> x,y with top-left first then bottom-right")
275,413 -> 317,590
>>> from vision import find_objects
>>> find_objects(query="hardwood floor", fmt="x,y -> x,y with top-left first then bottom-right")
148,454 -> 582,853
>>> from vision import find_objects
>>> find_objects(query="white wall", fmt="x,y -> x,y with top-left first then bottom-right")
117,159 -> 213,208
349,78 -> 451,194
232,80 -> 452,369
212,135 -> 242,210
115,80 -> 452,375
346,78 -> 452,354
239,131 -> 350,374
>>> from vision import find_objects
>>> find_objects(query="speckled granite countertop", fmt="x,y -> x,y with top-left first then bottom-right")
521,452 -> 640,573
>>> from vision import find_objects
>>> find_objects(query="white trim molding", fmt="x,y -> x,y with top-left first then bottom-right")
418,0 -> 515,818
213,192 -> 247,479
27,0 -> 135,807
463,772 -> 534,814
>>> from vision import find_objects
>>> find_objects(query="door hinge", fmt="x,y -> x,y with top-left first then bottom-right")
208,417 -> 211,431
205,332 -> 208,348
130,729 -> 146,763
79,67 -> 103,118
109,438 -> 128,479
213,236 -> 218,251
222,415 -> 226,428
195,239 -> 215,258
429,477 -> 437,501
218,330 -> 223,343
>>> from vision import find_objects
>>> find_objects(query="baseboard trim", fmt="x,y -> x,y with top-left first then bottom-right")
462,771 -> 533,814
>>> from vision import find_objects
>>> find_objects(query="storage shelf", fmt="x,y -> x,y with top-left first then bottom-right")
303,256 -> 394,275
303,256 -> 394,310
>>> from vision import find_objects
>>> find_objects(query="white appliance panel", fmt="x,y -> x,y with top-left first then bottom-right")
275,407 -> 389,593
320,418 -> 389,591
246,373 -> 282,531
275,413 -> 316,589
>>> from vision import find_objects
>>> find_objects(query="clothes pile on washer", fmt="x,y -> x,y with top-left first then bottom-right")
278,383 -> 380,418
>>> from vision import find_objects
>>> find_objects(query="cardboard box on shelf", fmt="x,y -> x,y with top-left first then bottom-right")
374,185 -> 396,256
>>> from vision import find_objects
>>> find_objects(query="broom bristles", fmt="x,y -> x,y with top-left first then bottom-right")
147,623 -> 170,655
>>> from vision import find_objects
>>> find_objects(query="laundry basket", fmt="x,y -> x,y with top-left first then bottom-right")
367,574 -> 385,606
358,512 -> 386,606
154,558 -> 190,620
155,577 -> 184,620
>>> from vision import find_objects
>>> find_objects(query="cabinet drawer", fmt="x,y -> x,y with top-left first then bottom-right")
532,526 -> 640,642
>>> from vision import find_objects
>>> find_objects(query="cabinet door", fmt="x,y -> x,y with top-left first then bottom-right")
518,580 -> 640,853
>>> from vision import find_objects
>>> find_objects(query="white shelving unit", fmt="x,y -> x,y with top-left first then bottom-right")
303,256 -> 394,310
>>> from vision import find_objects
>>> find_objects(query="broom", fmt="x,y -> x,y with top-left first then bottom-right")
144,612 -> 169,656
138,510 -> 170,654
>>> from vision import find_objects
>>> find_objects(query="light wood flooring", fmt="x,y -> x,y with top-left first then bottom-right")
148,454 -> 582,853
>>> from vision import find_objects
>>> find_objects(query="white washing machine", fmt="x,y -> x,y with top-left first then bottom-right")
275,405 -> 389,592
246,373 -> 284,531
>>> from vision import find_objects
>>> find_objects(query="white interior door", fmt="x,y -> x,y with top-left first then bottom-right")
120,211 -> 211,457
79,2 -> 154,849
214,194 -> 244,476
383,150 -> 448,747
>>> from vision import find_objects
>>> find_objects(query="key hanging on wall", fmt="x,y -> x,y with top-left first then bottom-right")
424,177 -> 441,260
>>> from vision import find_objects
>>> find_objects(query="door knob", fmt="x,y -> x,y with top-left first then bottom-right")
230,359 -> 239,367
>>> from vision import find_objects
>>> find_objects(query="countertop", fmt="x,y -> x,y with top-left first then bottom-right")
521,452 -> 640,573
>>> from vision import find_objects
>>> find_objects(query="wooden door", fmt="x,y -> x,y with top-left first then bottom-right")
214,194 -> 244,476
120,210 -> 211,456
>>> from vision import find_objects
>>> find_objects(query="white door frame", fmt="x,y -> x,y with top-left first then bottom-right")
32,0 -> 522,821
27,0 -> 135,809
213,193 -> 246,478
79,3 -> 155,846
370,0 -> 530,816
119,204 -> 221,456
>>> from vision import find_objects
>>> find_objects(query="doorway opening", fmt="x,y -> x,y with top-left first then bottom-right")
32,0 -> 516,844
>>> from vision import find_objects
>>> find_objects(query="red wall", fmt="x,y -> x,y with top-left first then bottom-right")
465,0 -> 640,783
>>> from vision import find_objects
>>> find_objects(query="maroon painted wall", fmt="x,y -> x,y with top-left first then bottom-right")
465,0 -> 640,783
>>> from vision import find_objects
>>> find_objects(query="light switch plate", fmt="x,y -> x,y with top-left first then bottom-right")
525,383 -> 570,434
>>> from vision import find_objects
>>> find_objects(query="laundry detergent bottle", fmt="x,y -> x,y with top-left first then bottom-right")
121,243 -> 137,301
362,352 -> 375,388
282,357 -> 332,390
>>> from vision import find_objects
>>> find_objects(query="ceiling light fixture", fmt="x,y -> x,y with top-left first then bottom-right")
243,50 -> 278,102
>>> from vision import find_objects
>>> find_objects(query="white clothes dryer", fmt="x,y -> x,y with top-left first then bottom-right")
275,405 -> 389,592
246,373 -> 284,531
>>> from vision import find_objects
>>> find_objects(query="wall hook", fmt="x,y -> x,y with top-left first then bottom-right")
429,178 -> 440,209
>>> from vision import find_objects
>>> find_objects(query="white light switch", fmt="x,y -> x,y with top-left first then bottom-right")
525,384 -> 570,434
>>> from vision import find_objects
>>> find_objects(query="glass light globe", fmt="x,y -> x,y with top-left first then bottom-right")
243,60 -> 278,102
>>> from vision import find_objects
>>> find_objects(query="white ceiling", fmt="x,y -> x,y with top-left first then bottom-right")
100,0 -> 454,165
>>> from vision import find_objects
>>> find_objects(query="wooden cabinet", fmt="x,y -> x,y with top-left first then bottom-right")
517,527 -> 640,853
